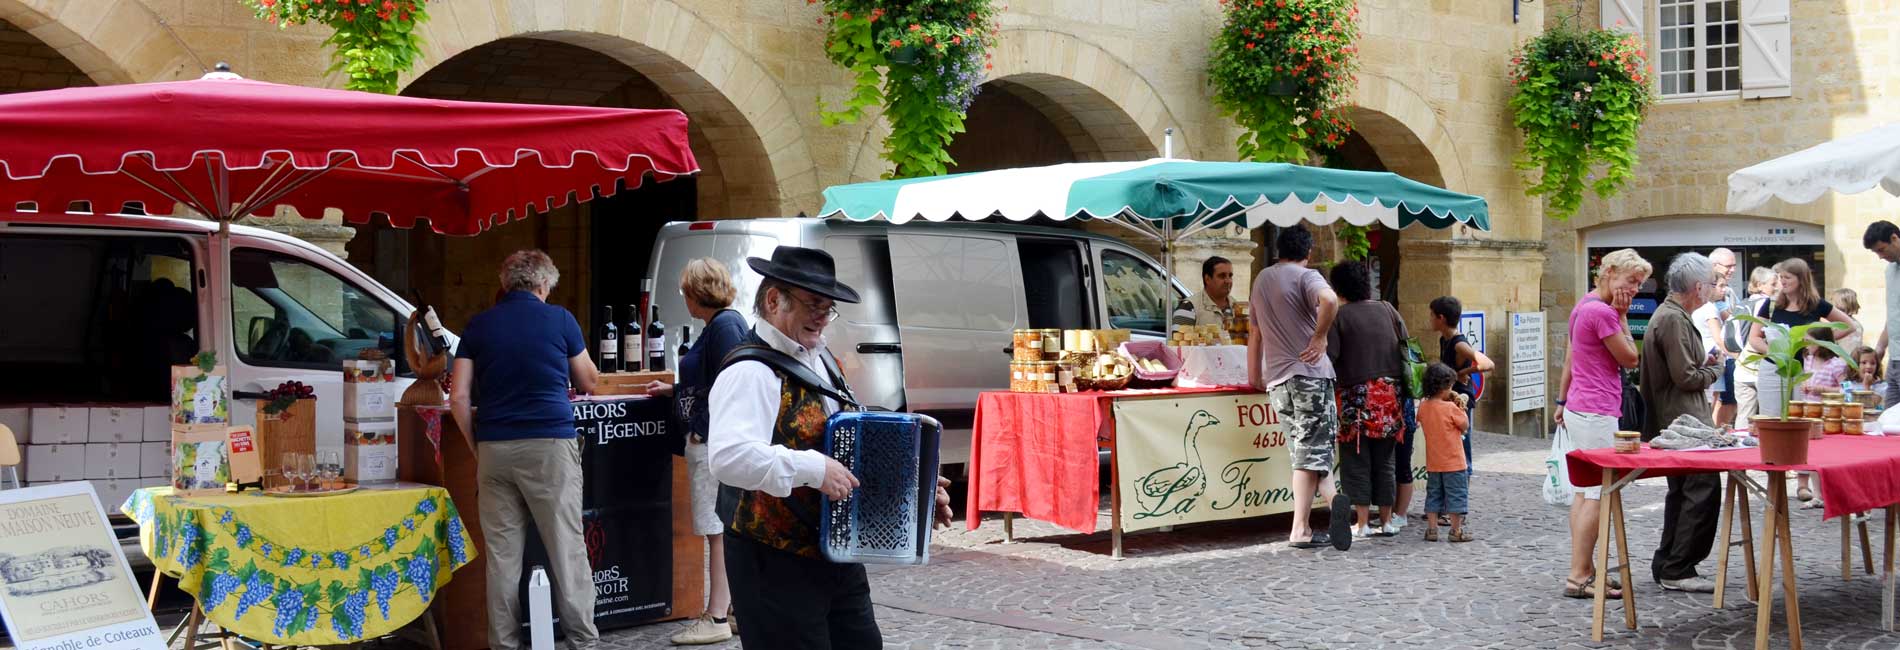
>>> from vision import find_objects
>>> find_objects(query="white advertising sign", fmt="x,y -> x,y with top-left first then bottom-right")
1113,393 -> 1426,533
0,482 -> 164,650
1510,312 -> 1548,413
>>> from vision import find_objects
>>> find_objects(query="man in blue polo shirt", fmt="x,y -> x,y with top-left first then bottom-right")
450,249 -> 600,650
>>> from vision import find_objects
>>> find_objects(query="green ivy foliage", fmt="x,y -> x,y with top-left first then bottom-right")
1508,23 -> 1653,219
815,0 -> 999,179
245,0 -> 430,95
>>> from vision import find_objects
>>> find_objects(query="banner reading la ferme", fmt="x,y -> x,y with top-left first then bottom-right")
1113,392 -> 1426,533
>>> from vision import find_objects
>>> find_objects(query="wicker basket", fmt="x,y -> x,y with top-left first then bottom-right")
255,398 -> 316,490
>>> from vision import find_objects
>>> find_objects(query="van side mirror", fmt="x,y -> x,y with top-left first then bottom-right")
248,316 -> 273,348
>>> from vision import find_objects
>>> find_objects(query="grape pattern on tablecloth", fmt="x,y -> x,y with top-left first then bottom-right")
122,488 -> 475,644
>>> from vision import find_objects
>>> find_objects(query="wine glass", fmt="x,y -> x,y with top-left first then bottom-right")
298,453 -> 316,492
278,452 -> 298,491
319,451 -> 341,489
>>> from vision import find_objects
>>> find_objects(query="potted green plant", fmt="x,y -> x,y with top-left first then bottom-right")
1731,316 -> 1855,464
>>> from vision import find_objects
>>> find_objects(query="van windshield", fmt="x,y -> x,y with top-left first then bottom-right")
1100,249 -> 1177,334
0,234 -> 197,403
231,249 -> 401,370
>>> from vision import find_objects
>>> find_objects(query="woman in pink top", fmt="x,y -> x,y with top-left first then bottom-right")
1557,248 -> 1650,599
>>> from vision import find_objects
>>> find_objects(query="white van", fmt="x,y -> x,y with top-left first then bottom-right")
646,218 -> 1188,468
0,211 -> 419,457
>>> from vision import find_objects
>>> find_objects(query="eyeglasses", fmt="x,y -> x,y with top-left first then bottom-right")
791,293 -> 841,322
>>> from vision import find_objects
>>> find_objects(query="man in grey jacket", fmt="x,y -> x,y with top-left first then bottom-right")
1639,252 -> 1725,592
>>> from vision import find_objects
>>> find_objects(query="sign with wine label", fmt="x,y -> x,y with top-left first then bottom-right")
0,483 -> 163,650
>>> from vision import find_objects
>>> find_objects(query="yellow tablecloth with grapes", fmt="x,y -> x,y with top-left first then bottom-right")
121,486 -> 476,645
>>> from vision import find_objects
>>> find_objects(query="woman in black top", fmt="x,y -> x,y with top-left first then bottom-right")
1745,257 -> 1855,504
1325,262 -> 1409,538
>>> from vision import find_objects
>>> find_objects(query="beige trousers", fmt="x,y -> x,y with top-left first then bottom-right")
478,438 -> 598,650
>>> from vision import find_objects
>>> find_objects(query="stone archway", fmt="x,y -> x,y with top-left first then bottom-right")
845,28 -> 1179,183
0,0 -> 198,85
408,0 -> 817,216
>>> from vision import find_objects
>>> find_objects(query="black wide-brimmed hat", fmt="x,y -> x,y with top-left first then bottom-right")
747,246 -> 861,304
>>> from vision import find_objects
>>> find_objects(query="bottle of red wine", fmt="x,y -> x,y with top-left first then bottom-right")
647,305 -> 667,372
597,306 -> 619,373
677,325 -> 693,362
622,304 -> 643,372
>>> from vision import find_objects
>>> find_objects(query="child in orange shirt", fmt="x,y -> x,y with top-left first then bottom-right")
1419,363 -> 1474,542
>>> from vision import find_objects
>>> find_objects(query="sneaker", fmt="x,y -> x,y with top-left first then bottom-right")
1378,519 -> 1404,536
1801,497 -> 1825,510
670,615 -> 734,645
1659,576 -> 1718,593
1351,525 -> 1372,539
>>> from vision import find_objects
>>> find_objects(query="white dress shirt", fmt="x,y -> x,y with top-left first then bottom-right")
707,320 -> 839,497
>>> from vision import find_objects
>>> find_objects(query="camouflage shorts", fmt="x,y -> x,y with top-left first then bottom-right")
1269,376 -> 1338,473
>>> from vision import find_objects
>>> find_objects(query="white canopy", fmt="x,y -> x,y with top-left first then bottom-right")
1727,123 -> 1900,212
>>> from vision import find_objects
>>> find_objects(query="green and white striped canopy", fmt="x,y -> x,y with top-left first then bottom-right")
818,159 -> 1490,237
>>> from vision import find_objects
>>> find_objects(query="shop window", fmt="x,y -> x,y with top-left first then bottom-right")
231,249 -> 401,371
1100,250 -> 1176,334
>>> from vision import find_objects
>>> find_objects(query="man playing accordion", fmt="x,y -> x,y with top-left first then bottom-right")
708,246 -> 953,649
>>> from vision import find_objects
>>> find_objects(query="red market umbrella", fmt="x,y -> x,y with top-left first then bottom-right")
0,67 -> 699,234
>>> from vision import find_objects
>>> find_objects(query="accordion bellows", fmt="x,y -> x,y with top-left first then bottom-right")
820,411 -> 942,565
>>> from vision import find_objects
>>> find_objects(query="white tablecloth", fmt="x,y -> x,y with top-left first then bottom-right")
1173,345 -> 1250,388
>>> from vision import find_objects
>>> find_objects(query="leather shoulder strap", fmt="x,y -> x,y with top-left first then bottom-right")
721,344 -> 859,409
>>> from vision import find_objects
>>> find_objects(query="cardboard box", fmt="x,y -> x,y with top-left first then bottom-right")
25,444 -> 86,482
0,407 -> 28,444
84,443 -> 141,480
91,478 -> 141,512
29,407 -> 87,444
343,383 -> 397,423
226,426 -> 261,486
172,424 -> 230,496
345,420 -> 398,483
343,358 -> 396,384
143,406 -> 170,442
88,406 -> 144,443
172,364 -> 229,425
140,442 -> 170,478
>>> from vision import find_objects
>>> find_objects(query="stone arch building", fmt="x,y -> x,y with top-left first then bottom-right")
1,0 -> 1551,431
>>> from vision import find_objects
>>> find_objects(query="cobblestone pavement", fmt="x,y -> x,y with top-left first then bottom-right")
602,431 -> 1900,649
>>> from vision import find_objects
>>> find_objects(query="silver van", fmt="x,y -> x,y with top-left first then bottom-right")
645,217 -> 1188,467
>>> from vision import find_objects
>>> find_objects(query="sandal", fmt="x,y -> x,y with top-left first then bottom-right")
1423,527 -> 1439,542
1448,529 -> 1476,543
1797,486 -> 1814,501
1562,576 -> 1623,599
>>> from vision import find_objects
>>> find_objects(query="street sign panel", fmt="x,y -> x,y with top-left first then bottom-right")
1509,312 -> 1547,413
1459,312 -> 1486,354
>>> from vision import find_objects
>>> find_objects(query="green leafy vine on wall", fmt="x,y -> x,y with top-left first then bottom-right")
244,0 -> 431,95
1508,22 -> 1653,219
1209,0 -> 1369,259
814,0 -> 1000,179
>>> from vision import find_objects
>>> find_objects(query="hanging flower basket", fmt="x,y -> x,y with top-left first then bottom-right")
242,0 -> 432,95
1209,0 -> 1361,164
1508,22 -> 1653,219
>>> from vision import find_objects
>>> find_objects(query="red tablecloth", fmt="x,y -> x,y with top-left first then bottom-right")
1568,435 -> 1900,519
965,387 -> 1247,534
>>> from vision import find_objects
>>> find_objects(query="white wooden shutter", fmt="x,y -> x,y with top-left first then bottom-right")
1601,0 -> 1642,33
1739,0 -> 1793,98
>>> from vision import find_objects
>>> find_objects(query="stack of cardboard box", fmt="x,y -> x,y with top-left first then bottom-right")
344,358 -> 398,483
2,404 -> 174,509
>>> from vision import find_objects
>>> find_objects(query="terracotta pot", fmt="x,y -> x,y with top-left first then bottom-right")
1754,417 -> 1814,465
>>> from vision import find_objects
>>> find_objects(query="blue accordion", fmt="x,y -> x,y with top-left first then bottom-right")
819,410 -> 942,565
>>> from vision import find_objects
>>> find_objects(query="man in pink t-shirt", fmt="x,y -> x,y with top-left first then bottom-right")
1247,225 -> 1348,551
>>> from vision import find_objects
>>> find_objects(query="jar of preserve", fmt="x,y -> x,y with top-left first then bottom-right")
1822,401 -> 1843,420
1823,418 -> 1843,435
1845,402 -> 1866,421
1614,430 -> 1642,454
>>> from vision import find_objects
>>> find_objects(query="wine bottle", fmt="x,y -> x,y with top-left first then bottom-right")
597,306 -> 619,373
678,325 -> 693,361
623,305 -> 643,372
421,306 -> 451,354
647,305 -> 668,372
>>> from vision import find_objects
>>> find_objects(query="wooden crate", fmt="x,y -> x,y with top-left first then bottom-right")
255,399 -> 316,489
594,371 -> 675,396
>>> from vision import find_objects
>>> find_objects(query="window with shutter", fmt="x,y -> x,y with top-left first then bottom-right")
1602,0 -> 1644,32
1739,0 -> 1793,98
1655,0 -> 1745,99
